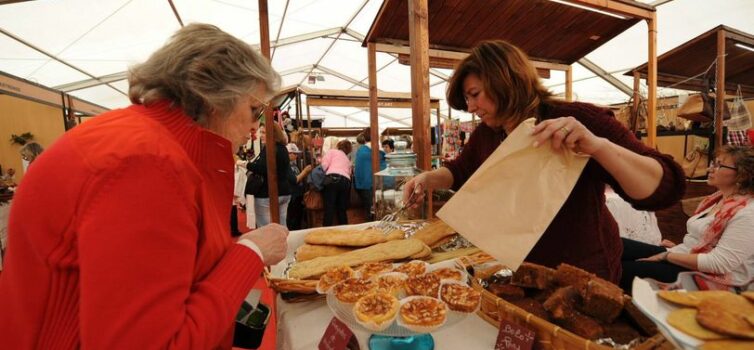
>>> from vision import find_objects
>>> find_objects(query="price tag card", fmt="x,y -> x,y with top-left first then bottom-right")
495,319 -> 535,350
318,317 -> 356,350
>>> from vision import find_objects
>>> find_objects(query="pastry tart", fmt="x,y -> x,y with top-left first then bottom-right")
353,292 -> 399,331
398,296 -> 447,333
374,272 -> 408,296
359,262 -> 394,280
439,282 -> 481,313
431,267 -> 465,282
393,260 -> 428,277
406,273 -> 441,297
317,265 -> 355,294
333,277 -> 376,303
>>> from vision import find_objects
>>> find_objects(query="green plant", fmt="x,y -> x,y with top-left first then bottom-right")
10,132 -> 34,146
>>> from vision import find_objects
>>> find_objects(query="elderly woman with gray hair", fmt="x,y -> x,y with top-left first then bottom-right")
0,24 -> 288,349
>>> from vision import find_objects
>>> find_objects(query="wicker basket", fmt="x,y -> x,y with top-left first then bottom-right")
470,278 -> 669,350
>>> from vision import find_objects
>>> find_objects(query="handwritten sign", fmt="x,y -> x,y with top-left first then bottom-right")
495,319 -> 535,350
319,317 -> 356,350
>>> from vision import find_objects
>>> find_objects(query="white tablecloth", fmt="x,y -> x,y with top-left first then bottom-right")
271,223 -> 499,350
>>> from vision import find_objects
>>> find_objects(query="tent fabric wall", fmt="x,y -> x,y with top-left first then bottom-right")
0,95 -> 65,183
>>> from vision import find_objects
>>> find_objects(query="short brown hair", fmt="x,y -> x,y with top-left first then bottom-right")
20,142 -> 44,163
128,23 -> 280,123
447,40 -> 553,126
337,139 -> 353,155
719,145 -> 754,195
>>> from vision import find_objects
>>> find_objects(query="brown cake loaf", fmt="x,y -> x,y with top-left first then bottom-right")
543,286 -> 579,320
511,262 -> 555,290
604,320 -> 641,345
555,263 -> 593,293
556,310 -> 604,340
487,282 -> 525,301
509,298 -> 550,322
529,287 -> 556,303
578,278 -> 624,323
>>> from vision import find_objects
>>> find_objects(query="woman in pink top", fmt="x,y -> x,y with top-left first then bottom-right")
322,139 -> 353,226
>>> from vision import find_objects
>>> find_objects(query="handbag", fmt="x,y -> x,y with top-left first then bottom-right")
677,93 -> 731,123
724,85 -> 752,131
682,148 -> 709,179
245,172 -> 265,196
303,189 -> 323,210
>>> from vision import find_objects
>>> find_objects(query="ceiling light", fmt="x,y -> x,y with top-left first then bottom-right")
735,43 -> 754,53
549,0 -> 628,20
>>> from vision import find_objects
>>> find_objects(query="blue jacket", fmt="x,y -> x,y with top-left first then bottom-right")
353,146 -> 386,190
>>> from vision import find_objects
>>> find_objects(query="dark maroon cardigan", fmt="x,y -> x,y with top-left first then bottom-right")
446,102 -> 685,283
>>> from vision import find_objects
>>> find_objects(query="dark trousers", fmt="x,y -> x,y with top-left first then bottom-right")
620,238 -> 689,293
287,194 -> 305,230
323,175 -> 351,226
355,188 -> 373,221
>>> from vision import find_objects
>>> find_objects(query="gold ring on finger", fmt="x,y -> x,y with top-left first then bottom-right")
560,126 -> 570,135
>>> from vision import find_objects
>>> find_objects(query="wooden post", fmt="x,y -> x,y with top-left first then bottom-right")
715,29 -> 726,150
565,65 -> 573,102
368,42 -> 380,210
258,0 -> 279,224
306,103 -> 312,138
408,0 -> 431,172
632,71 -> 641,133
646,14 -> 658,148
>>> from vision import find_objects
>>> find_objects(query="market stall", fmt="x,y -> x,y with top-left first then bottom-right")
363,0 -> 660,156
628,25 -> 754,149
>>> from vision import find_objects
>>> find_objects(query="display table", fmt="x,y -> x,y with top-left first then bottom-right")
271,223 -> 499,350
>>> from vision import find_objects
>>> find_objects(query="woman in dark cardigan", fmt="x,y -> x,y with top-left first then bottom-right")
247,123 -> 293,227
403,40 -> 685,283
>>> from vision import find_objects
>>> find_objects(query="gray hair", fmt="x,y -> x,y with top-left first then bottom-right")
128,23 -> 281,123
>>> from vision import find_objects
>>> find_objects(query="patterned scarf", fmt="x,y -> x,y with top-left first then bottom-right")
691,191 -> 751,254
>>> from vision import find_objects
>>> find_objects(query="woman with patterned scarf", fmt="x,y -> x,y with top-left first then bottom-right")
620,145 -> 754,293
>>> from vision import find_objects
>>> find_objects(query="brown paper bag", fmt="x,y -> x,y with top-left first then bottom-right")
437,118 -> 589,270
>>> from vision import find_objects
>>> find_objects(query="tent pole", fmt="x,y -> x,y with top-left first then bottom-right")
368,42 -> 379,220
258,0 -> 279,224
715,29 -> 726,150
646,13 -> 658,148
565,65 -> 573,102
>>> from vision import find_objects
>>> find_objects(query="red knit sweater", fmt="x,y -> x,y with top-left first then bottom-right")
0,101 -> 264,349
446,102 -> 685,282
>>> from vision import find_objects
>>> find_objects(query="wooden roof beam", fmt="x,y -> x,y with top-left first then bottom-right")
376,42 -> 571,71
557,0 -> 654,20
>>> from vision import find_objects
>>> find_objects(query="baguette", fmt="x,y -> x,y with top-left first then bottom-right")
288,239 -> 428,279
295,244 -> 355,261
304,228 -> 388,247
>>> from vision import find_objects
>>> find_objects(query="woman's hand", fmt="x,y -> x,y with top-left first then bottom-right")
637,251 -> 668,262
302,164 -> 313,175
403,173 -> 428,208
660,239 -> 677,248
531,117 -> 607,155
239,223 -> 289,265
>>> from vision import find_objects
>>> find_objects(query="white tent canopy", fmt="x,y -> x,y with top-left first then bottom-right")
1,0 -> 753,130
